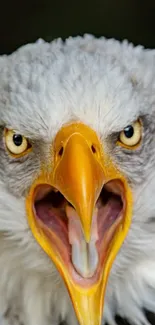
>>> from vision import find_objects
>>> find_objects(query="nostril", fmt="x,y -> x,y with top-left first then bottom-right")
58,146 -> 64,157
91,145 -> 96,154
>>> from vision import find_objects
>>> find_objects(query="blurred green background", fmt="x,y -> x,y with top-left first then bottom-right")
1,0 -> 155,54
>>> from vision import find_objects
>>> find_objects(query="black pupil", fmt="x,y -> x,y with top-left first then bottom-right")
13,134 -> 23,146
124,125 -> 134,138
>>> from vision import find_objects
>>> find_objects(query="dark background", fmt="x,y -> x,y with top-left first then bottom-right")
1,0 -> 155,55
1,0 -> 155,323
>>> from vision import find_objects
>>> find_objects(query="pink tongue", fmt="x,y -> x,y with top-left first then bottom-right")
66,206 -> 99,278
66,206 -> 98,245
67,210 -> 84,245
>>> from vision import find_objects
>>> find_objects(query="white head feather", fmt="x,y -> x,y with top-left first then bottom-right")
0,35 -> 155,325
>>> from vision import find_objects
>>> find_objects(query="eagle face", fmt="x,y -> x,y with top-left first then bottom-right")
0,36 -> 155,325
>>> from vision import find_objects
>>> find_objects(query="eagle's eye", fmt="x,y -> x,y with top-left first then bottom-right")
4,129 -> 31,156
118,120 -> 142,148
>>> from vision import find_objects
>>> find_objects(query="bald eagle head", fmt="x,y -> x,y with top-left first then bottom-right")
0,35 -> 155,325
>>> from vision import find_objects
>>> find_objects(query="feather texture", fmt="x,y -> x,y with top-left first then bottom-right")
0,35 -> 155,325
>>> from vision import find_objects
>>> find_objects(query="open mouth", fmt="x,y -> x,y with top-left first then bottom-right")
25,122 -> 133,325
33,179 -> 125,287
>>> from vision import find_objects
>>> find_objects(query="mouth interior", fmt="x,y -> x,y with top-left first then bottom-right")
34,180 -> 124,283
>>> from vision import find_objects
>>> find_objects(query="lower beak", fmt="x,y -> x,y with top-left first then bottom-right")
26,123 -> 133,325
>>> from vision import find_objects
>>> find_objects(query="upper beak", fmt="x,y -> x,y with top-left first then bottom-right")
26,122 -> 133,325
52,126 -> 104,242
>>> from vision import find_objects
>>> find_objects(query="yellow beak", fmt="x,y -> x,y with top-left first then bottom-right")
26,122 -> 133,325
52,125 -> 104,242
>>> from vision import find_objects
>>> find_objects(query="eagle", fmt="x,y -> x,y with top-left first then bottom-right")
0,34 -> 155,325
